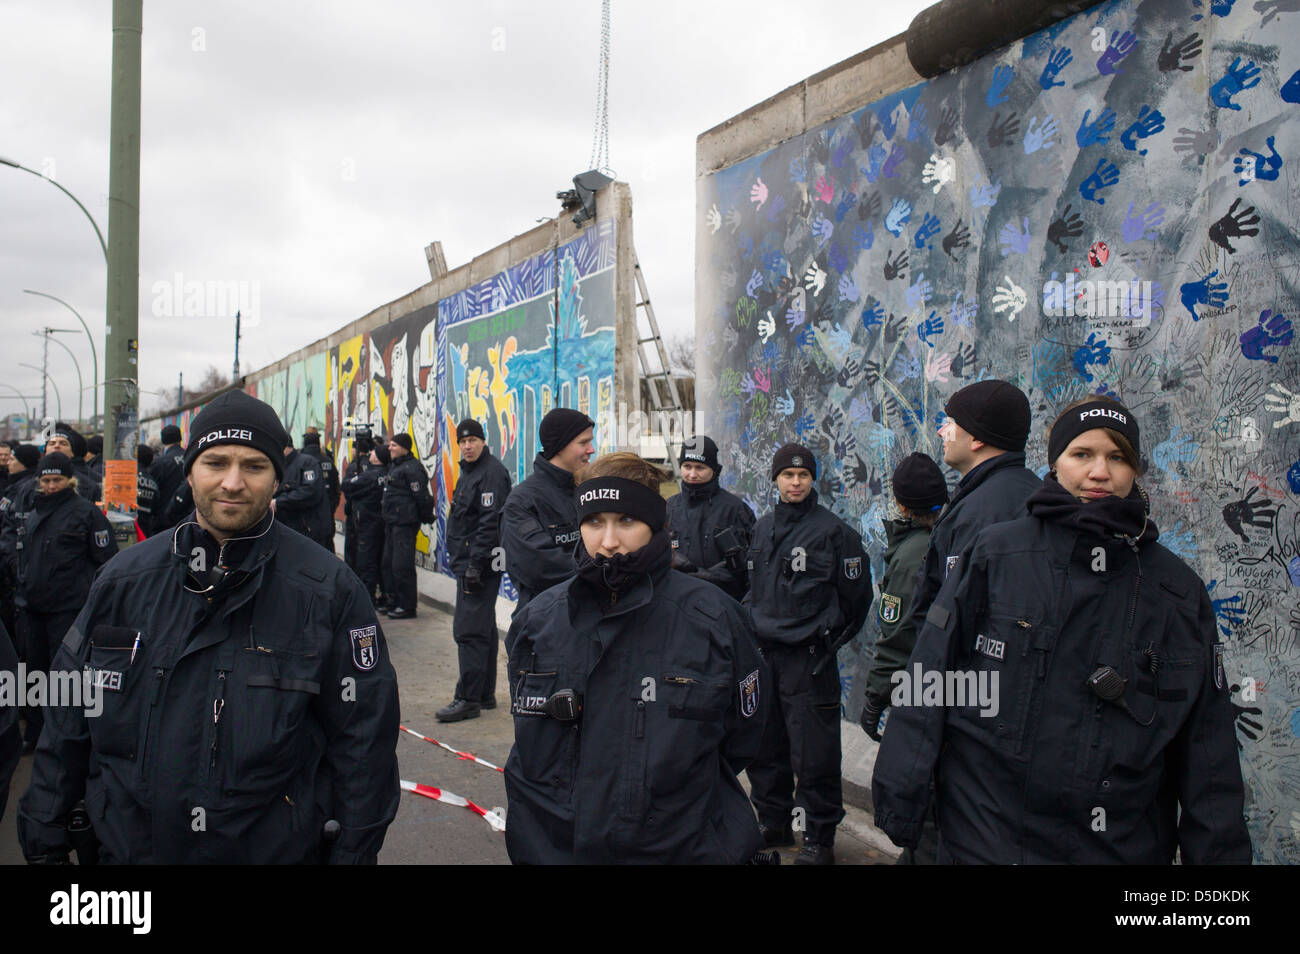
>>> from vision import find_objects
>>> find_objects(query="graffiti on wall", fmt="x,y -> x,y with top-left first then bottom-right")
697,0 -> 1300,861
435,220 -> 617,575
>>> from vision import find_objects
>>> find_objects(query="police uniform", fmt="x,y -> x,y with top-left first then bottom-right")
135,455 -> 161,538
872,478 -> 1251,863
744,462 -> 871,857
17,391 -> 400,864
500,454 -> 580,630
275,447 -> 333,550
342,452 -> 386,604
301,435 -> 340,546
150,443 -> 188,533
445,444 -> 511,710
504,486 -> 768,864
666,482 -> 755,602
12,469 -> 117,746
0,619 -> 21,821
381,445 -> 432,616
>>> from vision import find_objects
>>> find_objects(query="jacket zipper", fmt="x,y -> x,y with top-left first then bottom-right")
140,667 -> 167,777
208,670 -> 228,775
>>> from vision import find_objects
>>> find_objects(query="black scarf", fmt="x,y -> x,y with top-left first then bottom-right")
682,476 -> 720,503
34,486 -> 76,510
774,487 -> 818,533
1026,475 -> 1158,546
574,529 -> 673,594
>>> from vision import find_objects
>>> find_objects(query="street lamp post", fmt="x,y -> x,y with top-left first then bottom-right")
35,330 -> 85,426
0,387 -> 37,436
0,157 -> 108,261
23,290 -> 99,429
19,363 -> 62,422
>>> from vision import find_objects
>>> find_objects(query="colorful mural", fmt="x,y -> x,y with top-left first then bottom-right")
697,0 -> 1300,861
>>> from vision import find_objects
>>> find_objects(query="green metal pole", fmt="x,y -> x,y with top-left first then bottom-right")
103,0 -> 142,504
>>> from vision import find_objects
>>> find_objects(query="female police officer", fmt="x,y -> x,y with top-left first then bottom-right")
873,395 -> 1250,863
503,452 -> 768,864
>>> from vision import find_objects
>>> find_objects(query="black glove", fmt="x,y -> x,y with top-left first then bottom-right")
860,695 -> 887,742
671,550 -> 698,574
463,566 -> 483,595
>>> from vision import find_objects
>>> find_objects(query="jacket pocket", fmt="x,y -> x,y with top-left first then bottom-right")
662,674 -> 730,721
217,649 -> 322,793
83,644 -> 149,761
951,607 -> 1043,755
511,669 -> 578,789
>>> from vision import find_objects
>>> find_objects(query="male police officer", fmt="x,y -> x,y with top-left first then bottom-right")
84,435 -> 104,480
665,435 -> 754,602
907,380 -> 1040,641
18,389 -> 400,863
45,424 -> 100,504
382,433 -> 433,619
500,408 -> 594,637
150,424 -> 187,533
275,435 -> 333,550
438,419 -> 512,722
342,441 -> 387,608
135,444 -> 161,537
744,443 -> 871,865
301,428 -> 340,550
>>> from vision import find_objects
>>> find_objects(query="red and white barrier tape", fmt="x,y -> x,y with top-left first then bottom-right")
399,724 -> 505,773
400,779 -> 506,831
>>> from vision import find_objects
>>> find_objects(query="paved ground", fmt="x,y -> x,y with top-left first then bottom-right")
1,588 -> 898,865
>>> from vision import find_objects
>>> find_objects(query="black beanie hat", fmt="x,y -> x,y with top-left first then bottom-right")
373,444 -> 391,465
391,433 -> 413,452
52,422 -> 87,458
38,452 -> 74,479
679,435 -> 721,475
771,443 -> 817,480
183,390 -> 289,479
87,435 -> 103,455
137,443 -> 155,468
12,445 -> 40,470
892,452 -> 948,512
944,380 -> 1031,452
539,408 -> 594,459
302,431 -> 321,446
456,418 -> 486,441
1047,397 -> 1142,467
161,424 -> 183,445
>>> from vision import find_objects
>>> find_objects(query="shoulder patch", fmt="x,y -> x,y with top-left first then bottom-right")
94,529 -> 110,548
410,481 -> 420,492
304,469 -> 317,482
944,554 -> 960,577
351,625 -> 379,671
739,669 -> 760,718
879,593 -> 901,623
481,491 -> 494,507
842,555 -> 863,580
1214,642 -> 1225,691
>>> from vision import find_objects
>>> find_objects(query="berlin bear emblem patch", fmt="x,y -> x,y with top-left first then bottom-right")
739,669 -> 760,718
879,593 -> 901,623
304,469 -> 316,481
481,492 -> 494,507
842,556 -> 862,580
945,555 -> 960,577
94,530 -> 110,548
350,625 -> 378,671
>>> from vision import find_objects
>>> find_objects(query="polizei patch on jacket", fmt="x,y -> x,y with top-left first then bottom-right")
842,556 -> 863,580
880,593 -> 901,623
739,669 -> 760,718
481,492 -> 494,507
974,633 -> 1006,661
945,555 -> 960,576
84,666 -> 123,692
350,625 -> 378,671
94,530 -> 110,548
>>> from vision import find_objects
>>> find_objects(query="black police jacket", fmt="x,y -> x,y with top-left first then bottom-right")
382,453 -> 431,527
501,455 -> 580,617
907,451 -> 1040,637
504,562 -> 768,863
71,459 -> 100,504
302,443 -> 340,515
863,519 -> 931,708
446,450 -> 511,576
0,620 -> 20,823
149,446 -> 187,532
274,448 -> 331,541
872,509 -> 1251,863
136,467 -> 160,537
342,460 -> 385,519
14,487 -> 116,613
666,479 -> 756,602
744,489 -> 872,647
0,472 -> 37,578
17,512 -> 401,864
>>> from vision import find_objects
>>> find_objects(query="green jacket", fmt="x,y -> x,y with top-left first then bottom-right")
863,518 -> 931,707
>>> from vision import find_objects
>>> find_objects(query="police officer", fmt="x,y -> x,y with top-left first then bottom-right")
500,408 -> 593,634
0,445 -> 41,642
744,442 -> 871,864
274,435 -> 333,550
84,435 -> 104,480
0,619 -> 21,821
18,389 -> 401,864
150,424 -> 188,533
504,452 -> 768,863
135,444 -> 161,537
873,396 -> 1251,863
11,453 -> 116,749
665,435 -> 754,602
0,442 -> 12,498
381,433 -> 432,619
342,441 -> 387,608
45,424 -> 100,505
301,428 -> 340,551
341,428 -> 375,573
907,380 -> 1041,642
438,419 -> 512,722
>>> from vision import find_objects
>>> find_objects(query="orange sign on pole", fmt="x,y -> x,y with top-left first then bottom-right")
103,459 -> 138,511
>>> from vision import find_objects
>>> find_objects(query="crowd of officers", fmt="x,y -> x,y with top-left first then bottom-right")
0,376 -> 1251,865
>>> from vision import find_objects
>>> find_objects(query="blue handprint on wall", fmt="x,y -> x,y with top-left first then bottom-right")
1240,309 -> 1294,362
1039,46 -> 1072,89
1072,332 -> 1112,381
1210,57 -> 1261,110
1079,157 -> 1121,204
1120,105 -> 1166,155
1097,31 -> 1138,75
1180,270 -> 1229,320
986,64 -> 1015,107
914,212 -> 941,249
885,197 -> 913,236
1234,137 -> 1283,186
1076,108 -> 1117,147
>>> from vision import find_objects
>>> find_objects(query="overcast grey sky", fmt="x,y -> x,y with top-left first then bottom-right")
1,0 -> 934,425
